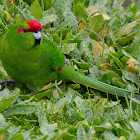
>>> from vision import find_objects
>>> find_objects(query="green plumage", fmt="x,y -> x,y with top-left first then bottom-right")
0,22 -> 65,90
0,21 -> 139,99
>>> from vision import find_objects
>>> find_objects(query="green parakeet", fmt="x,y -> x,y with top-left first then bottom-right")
0,20 -> 140,99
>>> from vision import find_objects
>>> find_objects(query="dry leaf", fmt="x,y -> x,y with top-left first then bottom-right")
92,40 -> 107,63
78,22 -> 86,32
126,57 -> 137,73
110,46 -> 116,53
40,82 -> 52,91
86,5 -> 99,15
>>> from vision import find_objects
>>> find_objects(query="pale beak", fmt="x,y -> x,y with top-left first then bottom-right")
33,30 -> 41,46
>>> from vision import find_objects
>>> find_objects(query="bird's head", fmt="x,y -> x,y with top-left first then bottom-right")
7,20 -> 42,49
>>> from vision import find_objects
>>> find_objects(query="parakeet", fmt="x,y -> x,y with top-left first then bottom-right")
0,20 -> 139,99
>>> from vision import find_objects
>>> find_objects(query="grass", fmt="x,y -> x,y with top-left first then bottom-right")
0,0 -> 140,139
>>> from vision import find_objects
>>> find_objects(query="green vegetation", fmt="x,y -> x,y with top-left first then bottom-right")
0,0 -> 140,139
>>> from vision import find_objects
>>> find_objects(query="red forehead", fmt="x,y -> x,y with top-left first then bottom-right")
25,20 -> 42,32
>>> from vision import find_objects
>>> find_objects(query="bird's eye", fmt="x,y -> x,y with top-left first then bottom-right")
35,30 -> 38,33
23,28 -> 27,33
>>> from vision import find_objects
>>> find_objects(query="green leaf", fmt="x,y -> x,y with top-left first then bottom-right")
0,88 -> 10,100
122,71 -> 138,85
93,118 -> 102,125
21,129 -> 32,140
130,121 -> 140,135
55,95 -> 71,108
94,125 -> 106,133
60,132 -> 76,140
131,98 -> 140,105
76,125 -> 86,140
74,96 -> 84,110
0,113 -> 12,135
53,0 -> 78,33
68,84 -> 80,90
100,71 -> 117,84
51,127 -> 75,140
39,8 -> 57,26
0,88 -> 20,113
109,53 -> 125,69
110,121 -> 130,137
112,0 -> 125,9
74,96 -> 93,121
4,104 -> 36,117
94,99 -> 106,119
103,130 -> 118,140
79,38 -> 94,62
10,133 -> 24,140
30,0 -> 42,20
83,103 -> 93,122
89,14 -> 104,34
117,32 -> 137,46
43,0 -> 52,10
0,123 -> 12,135
37,107 -> 55,138
19,95 -> 31,100
67,105 -> 79,122
74,59 -> 89,70
98,0 -> 108,12
73,3 -> 88,21
7,125 -> 21,140
33,89 -> 52,100
112,77 -> 127,89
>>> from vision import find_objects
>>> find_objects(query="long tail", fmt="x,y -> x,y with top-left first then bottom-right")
58,65 -> 140,99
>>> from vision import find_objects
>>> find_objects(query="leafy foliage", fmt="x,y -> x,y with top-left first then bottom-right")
0,0 -> 140,139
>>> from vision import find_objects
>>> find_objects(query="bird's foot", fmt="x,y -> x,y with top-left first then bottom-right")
29,90 -> 36,95
64,54 -> 73,59
0,80 -> 16,90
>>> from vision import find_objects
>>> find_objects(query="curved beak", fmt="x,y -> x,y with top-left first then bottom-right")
33,31 -> 41,46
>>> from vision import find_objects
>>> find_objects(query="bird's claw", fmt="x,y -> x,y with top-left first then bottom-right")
64,54 -> 73,59
29,91 -> 36,95
0,80 -> 16,90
